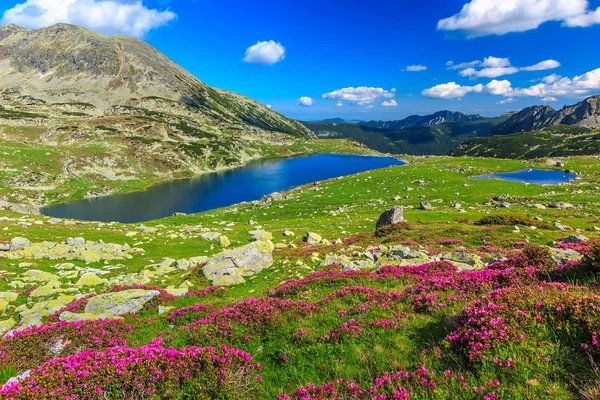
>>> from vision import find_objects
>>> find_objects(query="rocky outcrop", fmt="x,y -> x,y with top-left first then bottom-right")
0,237 -> 138,262
202,241 -> 275,286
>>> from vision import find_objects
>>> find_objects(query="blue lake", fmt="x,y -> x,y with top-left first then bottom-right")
42,154 -> 405,223
472,169 -> 576,185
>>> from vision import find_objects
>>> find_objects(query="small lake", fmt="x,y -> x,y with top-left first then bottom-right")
472,169 -> 576,185
42,154 -> 405,223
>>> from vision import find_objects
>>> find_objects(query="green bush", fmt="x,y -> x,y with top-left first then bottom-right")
478,214 -> 541,227
375,221 -> 412,238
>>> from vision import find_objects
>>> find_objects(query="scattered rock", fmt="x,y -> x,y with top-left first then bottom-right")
262,192 -> 283,202
375,206 -> 404,229
84,289 -> 160,317
561,235 -> 588,244
202,240 -> 275,286
549,202 -> 575,209
305,232 -> 323,245
420,201 -> 433,210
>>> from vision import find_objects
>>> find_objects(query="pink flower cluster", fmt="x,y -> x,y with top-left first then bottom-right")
0,339 -> 259,399
0,319 -> 131,371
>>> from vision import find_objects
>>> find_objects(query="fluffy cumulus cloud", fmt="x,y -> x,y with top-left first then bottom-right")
422,68 -> 600,100
405,65 -> 427,72
243,40 -> 285,66
297,97 -> 315,107
381,99 -> 397,107
421,82 -> 484,99
437,0 -> 598,37
521,59 -> 561,71
322,87 -> 395,105
452,56 -> 560,78
0,0 -> 175,38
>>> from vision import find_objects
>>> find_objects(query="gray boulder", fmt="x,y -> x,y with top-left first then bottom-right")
420,201 -> 433,210
203,240 -> 275,286
9,237 -> 30,252
262,192 -> 284,203
376,206 -> 404,229
84,289 -> 160,317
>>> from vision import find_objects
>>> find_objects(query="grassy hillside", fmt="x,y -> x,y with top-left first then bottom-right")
303,117 -> 506,155
1,156 -> 600,398
453,125 -> 600,159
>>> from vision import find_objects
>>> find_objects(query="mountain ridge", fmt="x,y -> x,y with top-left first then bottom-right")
360,110 -> 487,130
0,23 -> 312,138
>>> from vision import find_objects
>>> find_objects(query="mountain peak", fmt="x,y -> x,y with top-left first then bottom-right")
0,23 -> 312,137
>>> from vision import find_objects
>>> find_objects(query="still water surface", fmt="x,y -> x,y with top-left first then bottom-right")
42,154 -> 405,223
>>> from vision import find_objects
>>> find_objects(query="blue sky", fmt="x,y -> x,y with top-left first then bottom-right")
2,0 -> 600,120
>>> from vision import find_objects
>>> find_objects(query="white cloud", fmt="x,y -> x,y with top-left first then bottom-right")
0,0 -> 175,38
460,66 -> 519,78
481,56 -> 511,68
453,56 -> 561,78
424,68 -> 600,100
497,98 -> 515,104
335,102 -> 343,107
405,65 -> 427,72
381,99 -> 397,107
243,40 -> 285,66
322,87 -> 395,105
266,104 -> 272,109
422,82 -> 484,99
485,80 -> 513,95
447,60 -> 481,70
521,59 -> 561,71
564,6 -> 600,27
438,0 -> 592,37
366,105 -> 374,109
297,97 -> 314,107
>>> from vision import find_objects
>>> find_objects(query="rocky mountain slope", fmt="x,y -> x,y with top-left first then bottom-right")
0,23 -> 311,137
361,110 -> 486,130
453,96 -> 600,159
491,96 -> 600,135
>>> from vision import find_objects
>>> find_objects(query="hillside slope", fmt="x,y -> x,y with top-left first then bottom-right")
361,110 -> 487,130
0,23 -> 311,137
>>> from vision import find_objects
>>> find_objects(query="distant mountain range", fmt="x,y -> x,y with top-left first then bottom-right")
453,96 -> 600,159
361,110 -> 488,130
302,111 -> 510,155
491,96 -> 600,135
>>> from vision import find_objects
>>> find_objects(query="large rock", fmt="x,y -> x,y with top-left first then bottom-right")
84,289 -> 160,317
549,247 -> 583,265
376,206 -> 404,229
76,272 -> 108,287
304,232 -> 322,245
202,240 -> 274,286
9,237 -> 30,251
262,192 -> 283,202
440,252 -> 485,269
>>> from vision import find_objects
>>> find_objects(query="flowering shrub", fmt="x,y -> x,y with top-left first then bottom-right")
0,319 -> 131,372
448,283 -> 600,359
184,298 -> 323,344
186,286 -> 227,298
0,340 -> 259,399
167,303 -> 215,326
278,365 -> 498,400
269,268 -> 376,298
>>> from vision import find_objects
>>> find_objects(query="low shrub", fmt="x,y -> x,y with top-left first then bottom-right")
374,221 -> 412,238
0,340 -> 259,399
478,214 -> 542,227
